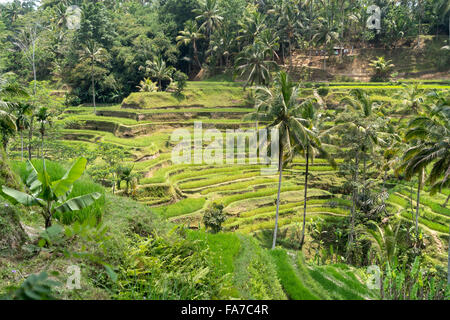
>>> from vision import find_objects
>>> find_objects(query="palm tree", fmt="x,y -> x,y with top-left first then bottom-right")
312,17 -> 340,71
395,83 -> 426,116
235,43 -> 278,89
269,0 -> 301,69
369,57 -> 395,82
256,29 -> 280,61
176,20 -> 205,68
193,0 -> 223,40
14,103 -> 33,161
250,71 -> 326,249
237,10 -> 267,46
79,41 -> 108,112
36,107 -> 51,161
141,56 -> 175,92
296,99 -> 336,248
401,94 -> 449,208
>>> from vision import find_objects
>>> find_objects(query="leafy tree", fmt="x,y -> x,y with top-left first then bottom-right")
141,56 -> 175,91
1,158 -> 101,229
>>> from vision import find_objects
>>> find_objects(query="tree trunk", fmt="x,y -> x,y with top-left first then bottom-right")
91,58 -> 96,113
45,216 -> 52,229
272,148 -> 283,250
415,171 -> 423,238
193,40 -> 201,68
347,150 -> 359,261
443,194 -> 450,208
448,224 -> 450,285
300,149 -> 309,249
21,131 -> 23,161
28,116 -> 34,161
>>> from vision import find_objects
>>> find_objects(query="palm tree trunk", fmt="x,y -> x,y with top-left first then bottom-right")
443,194 -> 450,208
27,116 -> 34,161
415,171 -> 423,238
300,149 -> 310,249
91,58 -> 96,113
193,40 -> 201,68
347,150 -> 359,261
272,148 -> 283,250
448,223 -> 450,285
21,131 -> 23,161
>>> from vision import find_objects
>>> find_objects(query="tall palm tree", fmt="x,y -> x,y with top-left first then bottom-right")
250,71 -> 325,249
400,93 -> 449,209
141,56 -> 175,92
36,107 -> 51,161
14,103 -> 33,161
269,0 -> 301,69
256,29 -> 280,61
312,19 -> 339,70
193,0 -> 223,40
176,20 -> 205,68
237,10 -> 267,46
235,43 -> 278,89
79,41 -> 108,113
296,99 -> 336,248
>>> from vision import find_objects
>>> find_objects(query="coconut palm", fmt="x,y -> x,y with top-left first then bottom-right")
237,10 -> 267,46
401,93 -> 450,208
235,43 -> 278,89
176,20 -> 205,68
79,41 -> 109,112
141,56 -> 175,92
395,83 -> 427,116
296,99 -> 336,249
250,71 -> 328,249
193,0 -> 223,40
36,107 -> 51,160
256,29 -> 280,61
14,103 -> 33,161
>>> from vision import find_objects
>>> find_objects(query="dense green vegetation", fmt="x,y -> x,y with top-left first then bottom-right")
0,0 -> 449,302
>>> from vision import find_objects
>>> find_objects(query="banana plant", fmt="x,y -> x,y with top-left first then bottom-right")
1,158 -> 101,229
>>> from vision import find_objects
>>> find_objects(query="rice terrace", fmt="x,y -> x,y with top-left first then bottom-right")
0,0 -> 449,304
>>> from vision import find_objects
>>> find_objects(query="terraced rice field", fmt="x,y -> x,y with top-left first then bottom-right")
57,81 -> 450,265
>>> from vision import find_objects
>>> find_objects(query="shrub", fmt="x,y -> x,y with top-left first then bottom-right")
318,87 -> 330,97
115,231 -> 228,300
173,71 -> 188,97
203,203 -> 226,233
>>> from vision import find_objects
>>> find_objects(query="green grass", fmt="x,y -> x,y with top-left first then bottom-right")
152,197 -> 206,218
233,235 -> 286,300
269,249 -> 319,300
122,81 -> 247,109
